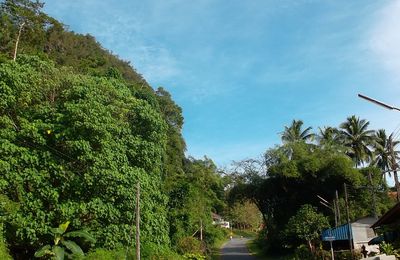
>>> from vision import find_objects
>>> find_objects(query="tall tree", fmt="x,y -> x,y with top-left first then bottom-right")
317,126 -> 340,147
281,120 -> 314,143
372,129 -> 400,185
0,56 -> 171,257
387,133 -> 400,201
339,115 -> 375,166
0,0 -> 48,60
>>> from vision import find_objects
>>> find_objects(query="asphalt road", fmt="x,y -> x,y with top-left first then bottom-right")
220,238 -> 257,260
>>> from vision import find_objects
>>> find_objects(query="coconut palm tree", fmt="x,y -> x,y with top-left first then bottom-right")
387,133 -> 400,201
339,115 -> 375,167
317,126 -> 340,146
281,120 -> 314,143
373,129 -> 392,183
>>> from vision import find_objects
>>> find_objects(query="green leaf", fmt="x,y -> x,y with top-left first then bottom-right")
51,227 -> 64,235
64,230 -> 96,243
58,221 -> 70,233
53,246 -> 65,260
61,240 -> 84,256
34,244 -> 51,257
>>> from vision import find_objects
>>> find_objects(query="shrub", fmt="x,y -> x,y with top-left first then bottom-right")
141,243 -> 184,260
334,250 -> 362,260
380,242 -> 400,257
183,253 -> 206,260
0,238 -> 12,260
294,244 -> 314,260
204,226 -> 229,247
85,248 -> 126,260
177,237 -> 203,255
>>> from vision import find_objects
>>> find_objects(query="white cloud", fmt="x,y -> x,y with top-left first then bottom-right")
369,1 -> 400,80
128,46 -> 180,82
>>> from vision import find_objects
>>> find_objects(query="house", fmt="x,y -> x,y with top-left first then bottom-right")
211,212 -> 230,229
321,217 -> 379,253
369,202 -> 400,245
371,202 -> 400,229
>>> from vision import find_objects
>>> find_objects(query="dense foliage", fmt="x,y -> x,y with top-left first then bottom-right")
0,1 -> 227,258
1,1 -> 399,259
227,119 -> 398,255
0,56 -> 171,257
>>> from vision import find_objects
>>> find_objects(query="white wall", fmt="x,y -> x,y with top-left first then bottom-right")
351,217 -> 379,253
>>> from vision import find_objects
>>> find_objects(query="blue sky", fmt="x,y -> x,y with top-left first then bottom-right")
44,0 -> 400,169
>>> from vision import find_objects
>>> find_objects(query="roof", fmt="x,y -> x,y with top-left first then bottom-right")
211,212 -> 222,220
322,224 -> 352,241
371,202 -> 400,229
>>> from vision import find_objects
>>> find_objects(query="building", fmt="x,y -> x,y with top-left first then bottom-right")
369,202 -> 400,245
211,212 -> 230,229
321,217 -> 379,253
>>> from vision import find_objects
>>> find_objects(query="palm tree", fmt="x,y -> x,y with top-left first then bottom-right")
317,126 -> 340,147
373,130 -> 392,182
339,115 -> 375,167
281,120 -> 314,143
387,133 -> 400,201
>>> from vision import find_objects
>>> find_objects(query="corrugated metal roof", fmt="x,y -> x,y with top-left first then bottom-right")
371,202 -> 400,228
322,224 -> 353,241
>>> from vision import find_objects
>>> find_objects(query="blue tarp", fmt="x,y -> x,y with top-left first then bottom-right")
321,223 -> 353,241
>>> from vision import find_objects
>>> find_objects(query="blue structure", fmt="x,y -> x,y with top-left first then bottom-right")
322,223 -> 353,241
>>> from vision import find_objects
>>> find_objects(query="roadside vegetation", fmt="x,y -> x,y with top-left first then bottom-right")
225,119 -> 399,259
1,1 -> 399,259
0,1 -> 228,259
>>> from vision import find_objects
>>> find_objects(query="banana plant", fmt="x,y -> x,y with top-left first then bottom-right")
34,221 -> 95,259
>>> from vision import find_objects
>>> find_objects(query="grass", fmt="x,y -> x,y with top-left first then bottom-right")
246,238 -> 295,260
210,238 -> 228,260
246,239 -> 269,260
231,229 -> 257,239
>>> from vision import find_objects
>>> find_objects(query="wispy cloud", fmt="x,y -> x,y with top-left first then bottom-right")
44,0 -> 182,83
369,1 -> 400,81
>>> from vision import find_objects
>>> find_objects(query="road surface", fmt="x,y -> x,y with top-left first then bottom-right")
220,238 -> 257,260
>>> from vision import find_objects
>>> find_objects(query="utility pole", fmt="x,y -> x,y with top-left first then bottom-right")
333,199 -> 338,227
367,171 -> 378,218
317,195 -> 336,225
344,183 -> 353,256
136,182 -> 141,260
335,190 -> 341,225
200,220 -> 203,241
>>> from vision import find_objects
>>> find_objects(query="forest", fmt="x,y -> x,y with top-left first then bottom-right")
0,1 -> 398,259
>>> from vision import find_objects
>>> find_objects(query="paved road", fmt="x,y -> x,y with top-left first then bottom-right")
220,238 -> 257,260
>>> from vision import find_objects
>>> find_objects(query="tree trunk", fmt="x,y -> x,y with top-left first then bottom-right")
394,170 -> 400,202
13,21 -> 25,61
307,240 -> 314,253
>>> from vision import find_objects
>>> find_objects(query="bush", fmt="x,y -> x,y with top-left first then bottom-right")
204,226 -> 229,247
379,242 -> 400,258
177,237 -> 204,255
183,253 -> 206,260
334,250 -> 362,260
294,244 -> 314,260
0,238 -> 12,260
141,243 -> 184,260
85,248 -> 127,260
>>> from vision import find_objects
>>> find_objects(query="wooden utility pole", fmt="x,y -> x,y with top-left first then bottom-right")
200,220 -> 203,241
344,183 -> 353,255
367,171 -> 378,218
335,190 -> 341,225
136,182 -> 141,260
333,199 -> 338,227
